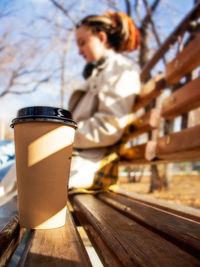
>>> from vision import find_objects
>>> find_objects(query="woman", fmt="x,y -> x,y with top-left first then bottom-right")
68,11 -> 141,190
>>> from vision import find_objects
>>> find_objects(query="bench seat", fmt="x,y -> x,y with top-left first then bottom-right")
71,192 -> 200,266
0,198 -> 91,267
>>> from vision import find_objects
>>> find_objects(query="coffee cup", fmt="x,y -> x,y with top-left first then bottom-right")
11,106 -> 77,229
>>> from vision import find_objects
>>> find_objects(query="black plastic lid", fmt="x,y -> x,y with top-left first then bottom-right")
10,106 -> 77,128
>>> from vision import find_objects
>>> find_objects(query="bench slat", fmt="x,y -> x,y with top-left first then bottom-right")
0,196 -> 22,266
0,216 -> 22,267
133,74 -> 165,112
20,205 -> 92,266
71,195 -> 122,267
162,77 -> 200,119
109,187 -> 200,222
72,194 -> 200,267
156,124 -> 200,161
97,192 -> 200,257
166,33 -> 200,83
140,2 -> 200,81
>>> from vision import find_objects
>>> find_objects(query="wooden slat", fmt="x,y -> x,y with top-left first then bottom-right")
166,33 -> 200,83
120,141 -> 156,161
128,108 -> 160,138
140,2 -> 200,81
0,216 -> 22,267
119,157 -> 192,166
72,194 -> 200,266
97,192 -> 200,257
119,159 -> 163,165
0,196 -> 21,267
109,187 -> 200,223
21,204 -> 92,267
162,77 -> 200,119
156,124 -> 200,160
72,197 -> 121,267
133,74 -> 165,112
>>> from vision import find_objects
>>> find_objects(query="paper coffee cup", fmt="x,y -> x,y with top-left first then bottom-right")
11,106 -> 77,229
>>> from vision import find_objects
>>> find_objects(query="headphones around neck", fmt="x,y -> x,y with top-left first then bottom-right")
82,57 -> 106,79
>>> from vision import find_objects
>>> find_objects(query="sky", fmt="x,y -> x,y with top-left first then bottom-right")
0,0 -> 196,138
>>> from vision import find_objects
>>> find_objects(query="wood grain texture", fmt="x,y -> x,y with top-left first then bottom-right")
162,77 -> 200,119
97,192 -> 200,256
156,124 -> 200,160
109,187 -> 200,222
133,74 -> 165,112
166,33 -> 200,83
0,196 -> 21,267
0,216 -> 21,267
141,73 -> 165,96
21,205 -> 91,267
72,194 -> 200,267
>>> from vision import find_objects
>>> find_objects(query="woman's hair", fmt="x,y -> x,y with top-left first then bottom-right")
76,11 -> 140,53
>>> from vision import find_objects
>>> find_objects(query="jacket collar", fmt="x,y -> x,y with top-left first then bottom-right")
83,50 -> 116,79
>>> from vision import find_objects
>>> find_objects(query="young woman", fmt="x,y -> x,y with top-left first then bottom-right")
68,11 -> 141,190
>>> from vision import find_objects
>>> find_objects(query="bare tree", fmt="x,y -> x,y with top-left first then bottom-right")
0,35 -> 52,97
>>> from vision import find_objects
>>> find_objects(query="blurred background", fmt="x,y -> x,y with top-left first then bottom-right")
0,0 -> 196,139
0,0 -> 199,208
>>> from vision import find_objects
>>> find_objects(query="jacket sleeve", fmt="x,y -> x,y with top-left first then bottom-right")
73,67 -> 140,149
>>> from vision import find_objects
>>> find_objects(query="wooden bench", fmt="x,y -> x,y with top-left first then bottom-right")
1,3 -> 200,266
120,3 -> 200,165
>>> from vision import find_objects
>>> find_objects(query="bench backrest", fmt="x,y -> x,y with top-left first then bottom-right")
119,2 -> 200,165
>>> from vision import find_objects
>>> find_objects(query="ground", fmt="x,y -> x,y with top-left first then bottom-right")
118,173 -> 200,209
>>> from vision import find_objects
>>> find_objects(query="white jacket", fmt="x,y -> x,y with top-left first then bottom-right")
68,50 -> 140,189
69,50 -> 140,149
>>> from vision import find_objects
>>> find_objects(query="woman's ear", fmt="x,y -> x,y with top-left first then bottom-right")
98,31 -> 108,45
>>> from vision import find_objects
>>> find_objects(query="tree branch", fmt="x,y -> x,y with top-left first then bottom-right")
142,0 -> 161,23
0,77 -> 50,97
134,0 -> 142,23
143,0 -> 161,46
49,0 -> 77,26
124,0 -> 131,16
139,0 -> 162,67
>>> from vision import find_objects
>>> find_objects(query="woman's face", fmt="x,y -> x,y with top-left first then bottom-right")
76,26 -> 108,62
